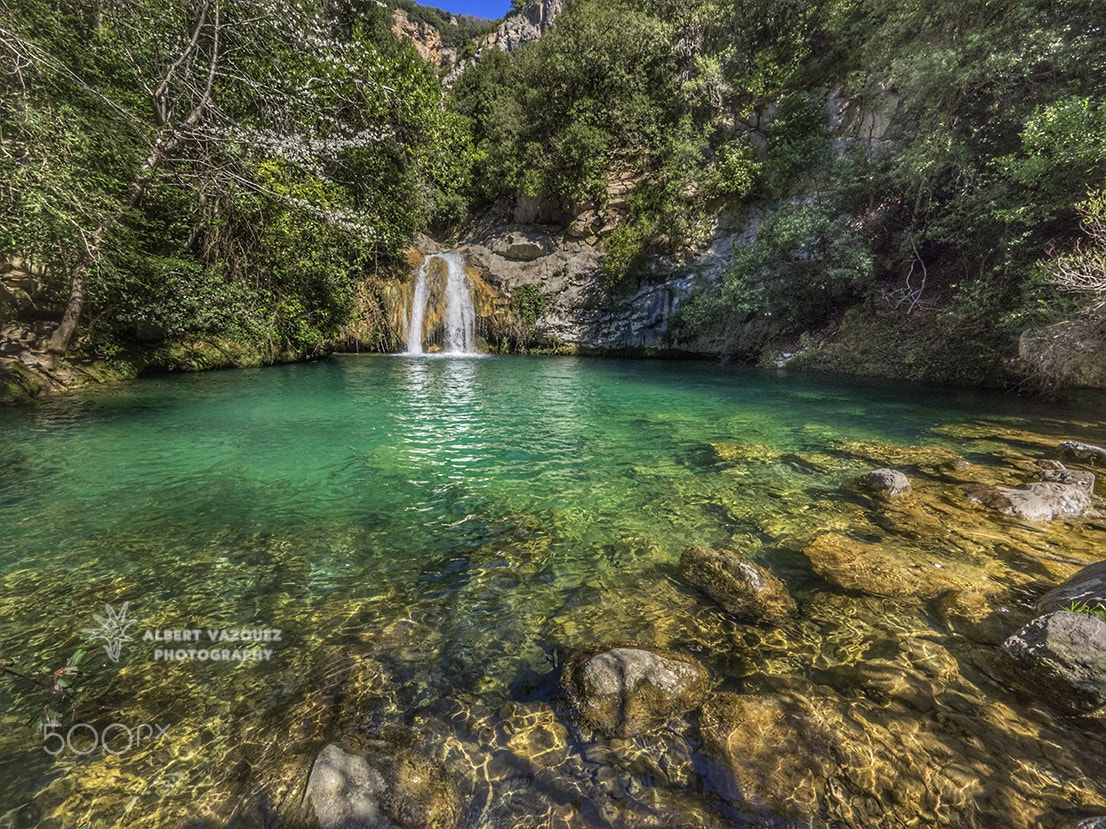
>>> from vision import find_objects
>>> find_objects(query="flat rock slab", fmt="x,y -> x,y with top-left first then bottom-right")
565,646 -> 708,736
965,481 -> 1092,521
1002,610 -> 1106,713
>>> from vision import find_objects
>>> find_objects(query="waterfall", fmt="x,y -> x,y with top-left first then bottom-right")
405,251 -> 478,355
405,258 -> 431,354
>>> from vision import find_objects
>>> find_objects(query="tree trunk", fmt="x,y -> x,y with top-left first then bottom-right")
46,268 -> 86,354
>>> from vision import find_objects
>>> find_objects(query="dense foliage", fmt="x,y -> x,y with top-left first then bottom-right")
1,0 -> 472,359
452,0 -> 1106,377
4,0 -> 1105,383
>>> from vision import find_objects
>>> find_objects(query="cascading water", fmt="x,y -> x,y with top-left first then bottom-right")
405,251 -> 478,355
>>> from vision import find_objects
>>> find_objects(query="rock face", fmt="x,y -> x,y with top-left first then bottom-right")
1057,440 -> 1106,467
1019,312 -> 1106,390
1002,611 -> 1106,713
564,646 -> 708,736
463,224 -> 744,352
391,9 -> 444,65
1038,560 -> 1106,615
481,0 -> 563,53
679,546 -> 796,623
966,481 -> 1093,521
857,468 -> 912,496
305,743 -> 459,829
491,230 -> 550,262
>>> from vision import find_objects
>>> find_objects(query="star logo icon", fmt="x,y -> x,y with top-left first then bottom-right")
82,602 -> 137,663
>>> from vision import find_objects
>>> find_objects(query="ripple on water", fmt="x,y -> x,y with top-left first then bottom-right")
2,357 -> 1106,826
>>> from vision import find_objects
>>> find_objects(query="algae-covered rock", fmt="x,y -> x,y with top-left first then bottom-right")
708,442 -> 780,465
564,646 -> 708,736
857,468 -> 912,497
803,533 -> 979,599
679,546 -> 796,623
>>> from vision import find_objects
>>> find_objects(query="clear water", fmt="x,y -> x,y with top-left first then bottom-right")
1,356 -> 1105,827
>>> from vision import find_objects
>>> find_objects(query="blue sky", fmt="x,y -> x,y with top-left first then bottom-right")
426,0 -> 512,20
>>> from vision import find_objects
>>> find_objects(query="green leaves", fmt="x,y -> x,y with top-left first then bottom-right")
722,201 -> 873,331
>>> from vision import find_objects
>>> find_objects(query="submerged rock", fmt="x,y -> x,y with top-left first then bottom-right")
1038,560 -> 1106,615
935,590 -> 1018,646
1057,441 -> 1106,467
679,546 -> 796,623
305,743 -> 460,829
1002,611 -> 1106,713
857,468 -> 912,497
564,646 -> 708,736
802,533 -> 976,599
708,441 -> 780,465
965,481 -> 1092,521
699,692 -> 834,820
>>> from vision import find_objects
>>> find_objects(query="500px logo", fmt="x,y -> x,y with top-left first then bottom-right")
43,722 -> 170,756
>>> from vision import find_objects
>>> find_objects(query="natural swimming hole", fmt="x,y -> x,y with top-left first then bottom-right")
1,355 -> 1105,826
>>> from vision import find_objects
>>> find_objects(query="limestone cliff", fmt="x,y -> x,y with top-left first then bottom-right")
457,220 -> 747,354
480,0 -> 563,53
391,8 -> 446,65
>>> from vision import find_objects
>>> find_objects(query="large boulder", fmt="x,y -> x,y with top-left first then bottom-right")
857,468 -> 912,497
679,546 -> 796,623
1057,441 -> 1106,467
965,481 -> 1092,521
1038,560 -> 1106,615
305,743 -> 460,829
564,646 -> 708,736
491,230 -> 550,262
1002,610 -> 1106,713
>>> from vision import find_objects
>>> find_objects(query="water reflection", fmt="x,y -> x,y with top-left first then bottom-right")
1,357 -> 1106,826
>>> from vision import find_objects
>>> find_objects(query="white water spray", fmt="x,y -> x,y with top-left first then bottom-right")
404,251 -> 478,355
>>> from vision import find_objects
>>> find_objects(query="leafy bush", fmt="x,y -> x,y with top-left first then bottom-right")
720,201 -> 873,335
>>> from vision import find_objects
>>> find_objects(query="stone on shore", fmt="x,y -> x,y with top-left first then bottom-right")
965,481 -> 1092,521
1057,441 -> 1106,467
1002,611 -> 1106,713
1038,560 -> 1106,615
